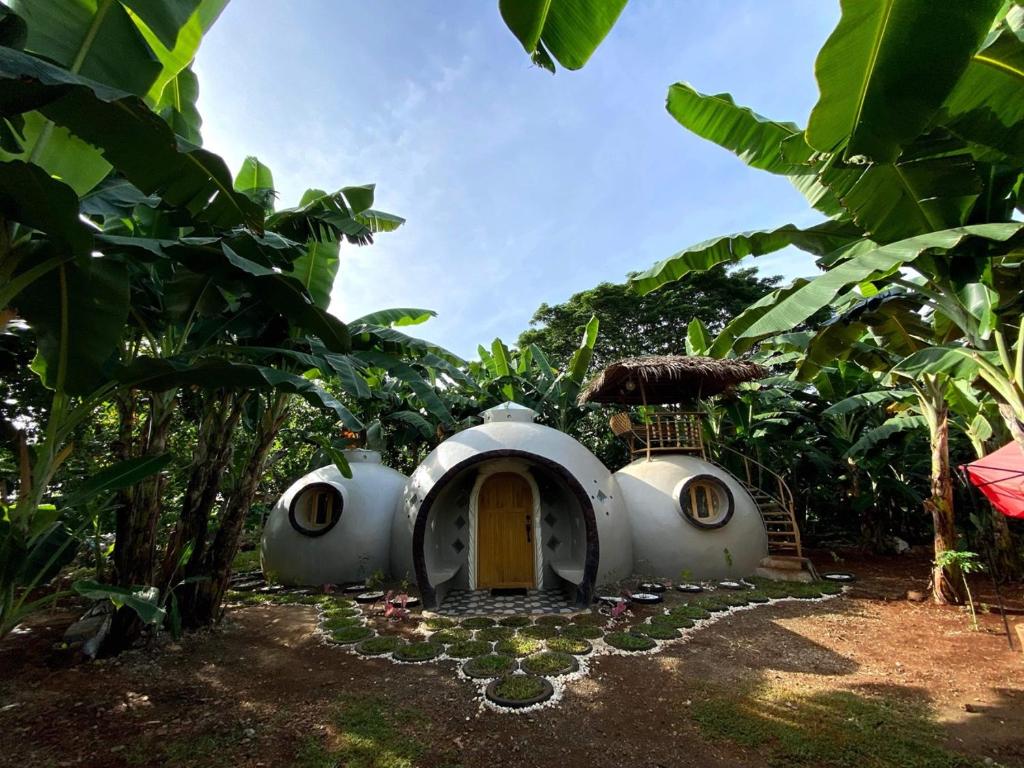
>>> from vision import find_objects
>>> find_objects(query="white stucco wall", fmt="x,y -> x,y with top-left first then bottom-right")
614,454 -> 768,581
261,450 -> 407,586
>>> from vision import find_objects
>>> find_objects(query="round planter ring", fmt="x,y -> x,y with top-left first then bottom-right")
717,580 -> 746,591
391,596 -> 420,608
462,655 -> 518,680
630,592 -> 664,605
354,591 -> 385,604
343,583 -> 367,594
485,675 -> 555,709
822,572 -> 856,583
638,582 -> 667,593
675,584 -> 703,593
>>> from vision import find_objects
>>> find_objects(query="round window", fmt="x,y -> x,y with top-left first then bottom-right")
289,483 -> 344,537
677,475 -> 734,529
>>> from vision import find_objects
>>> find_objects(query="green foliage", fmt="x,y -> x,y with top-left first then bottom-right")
393,642 -> 442,662
490,674 -> 548,701
462,653 -> 516,677
494,634 -> 543,657
444,639 -> 492,659
499,0 -> 627,73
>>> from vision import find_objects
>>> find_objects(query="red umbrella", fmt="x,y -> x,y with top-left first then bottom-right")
962,441 -> 1024,519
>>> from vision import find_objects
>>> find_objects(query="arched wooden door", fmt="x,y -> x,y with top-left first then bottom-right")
476,472 -> 535,589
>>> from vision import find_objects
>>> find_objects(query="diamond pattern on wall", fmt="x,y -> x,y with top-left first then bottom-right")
452,539 -> 465,554
544,512 -> 556,527
596,489 -> 608,502
454,515 -> 466,530
546,535 -> 561,551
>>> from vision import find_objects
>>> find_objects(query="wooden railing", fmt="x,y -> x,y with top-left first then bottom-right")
707,443 -> 802,558
609,411 -> 705,460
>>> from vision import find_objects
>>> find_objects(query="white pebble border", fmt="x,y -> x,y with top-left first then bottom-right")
252,588 -> 847,714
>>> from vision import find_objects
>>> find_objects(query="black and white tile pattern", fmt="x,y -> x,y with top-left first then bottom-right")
438,589 -> 575,616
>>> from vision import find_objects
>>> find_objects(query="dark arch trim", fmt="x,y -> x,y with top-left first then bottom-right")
411,449 -> 600,610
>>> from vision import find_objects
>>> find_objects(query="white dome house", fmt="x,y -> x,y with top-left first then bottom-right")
261,449 -> 408,586
393,402 -> 632,609
578,355 -> 803,582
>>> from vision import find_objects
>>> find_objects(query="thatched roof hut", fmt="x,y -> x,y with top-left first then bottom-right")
578,355 -> 767,405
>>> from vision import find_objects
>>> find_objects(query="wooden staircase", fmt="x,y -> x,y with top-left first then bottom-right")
707,443 -> 802,559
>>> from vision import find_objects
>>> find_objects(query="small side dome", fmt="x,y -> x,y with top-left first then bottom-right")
614,454 -> 767,581
481,401 -> 538,423
261,450 -> 407,586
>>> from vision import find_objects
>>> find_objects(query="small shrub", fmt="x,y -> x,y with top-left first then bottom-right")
520,624 -> 558,639
561,623 -> 603,640
327,626 -> 373,645
322,606 -> 361,620
494,635 -> 542,657
422,617 -> 457,630
462,653 -> 516,678
491,675 -> 548,701
461,616 -> 495,629
546,636 -> 591,655
522,651 -> 578,676
535,615 -> 569,626
604,631 -> 656,652
446,639 -> 492,658
476,626 -> 516,642
498,615 -> 532,627
356,636 -> 403,656
394,642 -> 443,662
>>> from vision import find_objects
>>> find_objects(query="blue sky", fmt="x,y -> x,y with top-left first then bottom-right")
195,1 -> 839,360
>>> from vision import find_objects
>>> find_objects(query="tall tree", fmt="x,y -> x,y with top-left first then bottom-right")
518,266 -> 779,370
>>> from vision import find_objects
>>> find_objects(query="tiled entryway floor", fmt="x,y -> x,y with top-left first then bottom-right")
438,589 -> 576,615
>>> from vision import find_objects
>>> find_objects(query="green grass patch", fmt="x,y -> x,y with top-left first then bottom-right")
476,625 -> 516,642
669,604 -> 712,621
293,694 -> 434,768
428,627 -> 473,645
692,597 -> 731,613
322,615 -> 363,630
356,636 -> 404,656
422,617 -> 457,630
546,635 -> 592,655
561,623 -> 603,640
691,683 -> 976,768
604,631 -> 656,652
460,616 -> 495,629
462,653 -> 516,678
651,612 -> 694,629
522,651 -> 578,676
491,675 -> 548,701
498,615 -> 532,627
520,624 -> 559,639
535,615 -> 570,626
327,626 -> 373,645
571,612 -> 606,626
635,622 -> 680,640
232,548 -> 260,572
393,642 -> 443,662
446,639 -> 492,659
494,635 -> 543,657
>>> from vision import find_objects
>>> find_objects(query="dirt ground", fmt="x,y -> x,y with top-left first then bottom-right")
2,549 -> 1022,768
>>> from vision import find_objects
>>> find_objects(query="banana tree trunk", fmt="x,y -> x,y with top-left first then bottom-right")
158,391 -> 244,590
177,394 -> 290,628
919,380 -> 964,605
108,389 -> 176,650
